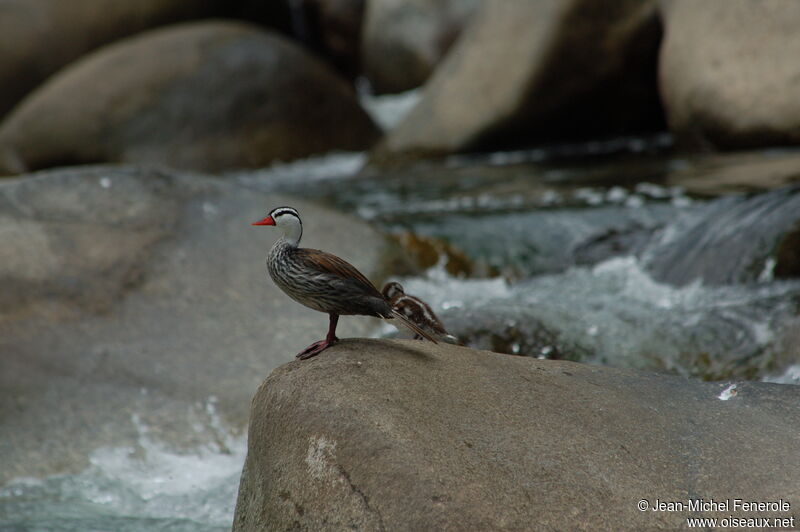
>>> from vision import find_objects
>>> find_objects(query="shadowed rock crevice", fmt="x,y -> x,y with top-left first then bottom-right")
774,219 -> 800,279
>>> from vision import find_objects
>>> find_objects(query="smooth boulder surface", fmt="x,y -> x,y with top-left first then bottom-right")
0,21 -> 380,175
361,0 -> 480,94
659,0 -> 800,150
233,339 -> 800,530
0,0 -> 227,119
0,165 -> 403,484
372,0 -> 663,162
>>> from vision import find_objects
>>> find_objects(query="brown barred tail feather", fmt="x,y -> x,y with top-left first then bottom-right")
389,309 -> 439,344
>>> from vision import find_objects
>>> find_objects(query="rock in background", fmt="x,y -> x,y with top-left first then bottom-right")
0,21 -> 380,175
361,0 -> 480,94
372,0 -> 664,162
0,165 -> 403,484
233,340 -> 800,530
0,0 -> 230,119
659,0 -> 800,151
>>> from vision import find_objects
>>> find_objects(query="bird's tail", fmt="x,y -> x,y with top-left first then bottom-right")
441,333 -> 461,345
388,309 -> 439,344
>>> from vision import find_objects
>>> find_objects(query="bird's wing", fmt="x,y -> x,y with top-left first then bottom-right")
294,248 -> 383,298
417,299 -> 450,336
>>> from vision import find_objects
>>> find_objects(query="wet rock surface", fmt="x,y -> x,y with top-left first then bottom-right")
0,165 -> 401,484
0,21 -> 380,175
665,150 -> 800,196
644,185 -> 800,286
233,339 -> 800,530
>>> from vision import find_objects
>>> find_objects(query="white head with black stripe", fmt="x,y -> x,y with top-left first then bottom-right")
252,206 -> 302,246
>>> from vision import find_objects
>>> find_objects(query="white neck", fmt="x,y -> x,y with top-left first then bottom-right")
280,218 -> 302,247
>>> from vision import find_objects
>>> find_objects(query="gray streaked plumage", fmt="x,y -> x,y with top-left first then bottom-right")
254,206 -> 436,359
268,239 -> 391,317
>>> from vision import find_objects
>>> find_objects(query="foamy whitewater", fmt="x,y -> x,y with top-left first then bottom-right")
0,398 -> 245,531
386,256 -> 800,377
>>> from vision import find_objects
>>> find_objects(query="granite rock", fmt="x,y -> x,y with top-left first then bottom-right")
233,339 -> 800,530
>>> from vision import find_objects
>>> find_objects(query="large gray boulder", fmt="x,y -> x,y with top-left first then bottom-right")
372,0 -> 663,162
0,0 -> 230,119
659,0 -> 800,150
0,21 -> 380,175
0,165 -> 402,484
361,0 -> 480,94
233,339 -> 800,530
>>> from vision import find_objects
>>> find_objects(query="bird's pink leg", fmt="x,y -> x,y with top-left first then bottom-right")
296,314 -> 339,360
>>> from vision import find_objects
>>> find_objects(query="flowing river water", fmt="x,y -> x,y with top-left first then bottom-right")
2,94 -> 800,531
